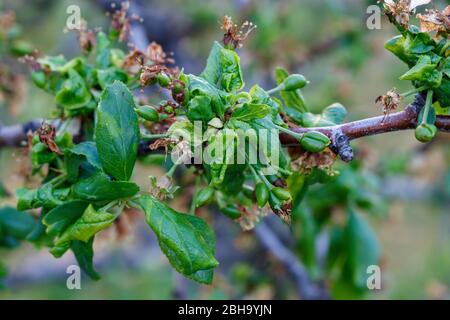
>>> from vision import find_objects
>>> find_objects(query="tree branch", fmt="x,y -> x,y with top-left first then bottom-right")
280,94 -> 450,162
0,119 -> 42,148
254,220 -> 329,300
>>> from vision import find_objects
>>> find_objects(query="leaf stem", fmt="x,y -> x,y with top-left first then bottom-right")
101,200 -> 119,212
421,89 -> 434,125
142,133 -> 170,140
267,84 -> 284,95
400,85 -> 428,98
274,124 -> 303,140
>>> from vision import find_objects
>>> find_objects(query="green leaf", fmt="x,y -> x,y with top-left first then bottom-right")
302,103 -> 347,127
200,41 -> 244,92
231,103 -> 271,122
72,172 -> 139,202
0,207 -> 36,240
95,32 -> 111,69
16,184 -> 69,211
187,74 -> 228,119
37,55 -> 68,72
409,32 -> 435,54
200,41 -> 223,86
186,95 -> 214,122
138,195 -> 218,282
275,67 -> 307,113
294,207 -> 318,278
384,35 -> 417,67
55,69 -> 91,109
69,142 -> 102,170
96,68 -> 129,89
219,48 -> 244,92
43,200 -> 89,237
71,237 -> 101,280
343,209 -> 380,289
57,204 -> 115,244
95,81 -> 140,181
400,55 -> 437,81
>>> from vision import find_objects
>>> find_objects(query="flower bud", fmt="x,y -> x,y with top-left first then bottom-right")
283,74 -> 307,91
300,131 -> 330,153
415,123 -> 437,143
195,186 -> 215,207
134,105 -> 159,122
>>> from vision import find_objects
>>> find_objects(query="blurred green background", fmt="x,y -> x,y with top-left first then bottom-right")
1,0 -> 450,299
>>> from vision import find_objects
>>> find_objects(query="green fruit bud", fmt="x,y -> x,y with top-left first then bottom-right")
134,106 -> 159,122
195,186 -> 215,208
157,72 -> 171,87
221,205 -> 242,220
172,80 -> 185,94
255,182 -> 269,208
300,131 -> 330,153
268,192 -> 282,210
283,74 -> 307,91
164,105 -> 174,114
272,187 -> 291,201
31,71 -> 46,89
415,123 -> 437,143
10,40 -> 34,57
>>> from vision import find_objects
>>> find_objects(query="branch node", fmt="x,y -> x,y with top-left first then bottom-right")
330,129 -> 353,162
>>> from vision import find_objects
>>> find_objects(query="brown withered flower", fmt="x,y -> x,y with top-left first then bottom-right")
376,88 -> 401,120
77,22 -> 96,53
36,122 -> 62,155
291,148 -> 337,174
109,1 -> 131,42
382,0 -> 431,28
417,6 -> 450,35
221,16 -> 257,49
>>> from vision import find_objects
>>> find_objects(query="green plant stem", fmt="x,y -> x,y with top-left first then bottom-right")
250,165 -> 273,190
101,200 -> 119,212
50,173 -> 67,187
142,133 -> 170,140
274,124 -> 303,140
421,90 -> 434,125
400,85 -> 428,98
189,176 -> 201,215
267,84 -> 284,95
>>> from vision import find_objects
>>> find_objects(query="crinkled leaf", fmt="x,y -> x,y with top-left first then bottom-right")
96,68 -> 129,89
201,41 -> 244,92
16,184 -> 69,211
55,69 -> 91,109
400,55 -> 438,81
66,142 -> 102,182
219,47 -> 244,92
384,35 -> 417,67
138,195 -> 218,281
95,81 -> 139,181
187,74 -> 228,119
57,204 -> 115,244
43,200 -> 89,237
72,171 -> 139,201
231,103 -> 271,122
69,141 -> 102,170
71,237 -> 101,280
186,95 -> 214,122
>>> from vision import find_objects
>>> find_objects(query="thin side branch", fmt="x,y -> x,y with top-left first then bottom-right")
255,220 -> 329,300
0,119 -> 42,148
